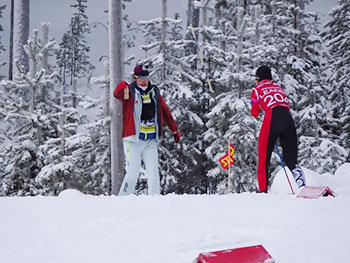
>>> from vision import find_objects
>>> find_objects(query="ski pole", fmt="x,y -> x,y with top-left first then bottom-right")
275,145 -> 294,194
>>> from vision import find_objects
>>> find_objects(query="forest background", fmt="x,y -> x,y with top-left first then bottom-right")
0,0 -> 348,196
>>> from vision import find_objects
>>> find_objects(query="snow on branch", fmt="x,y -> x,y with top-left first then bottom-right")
139,17 -> 182,26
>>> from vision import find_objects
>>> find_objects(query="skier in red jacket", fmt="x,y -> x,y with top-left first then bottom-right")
250,65 -> 306,193
114,65 -> 180,195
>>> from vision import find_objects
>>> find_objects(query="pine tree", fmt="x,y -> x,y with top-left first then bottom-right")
56,0 -> 95,108
35,129 -> 90,195
86,61 -> 112,194
0,24 -> 105,196
296,0 -> 350,174
298,136 -> 347,174
84,117 -> 111,194
34,41 -> 110,195
323,0 -> 350,151
195,1 -> 262,193
0,25 -> 66,195
159,36 -> 214,194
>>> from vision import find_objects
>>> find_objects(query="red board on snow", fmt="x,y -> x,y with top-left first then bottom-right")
297,186 -> 335,199
195,245 -> 275,263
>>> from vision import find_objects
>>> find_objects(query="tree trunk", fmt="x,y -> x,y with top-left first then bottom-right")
104,60 -> 110,118
201,0 -> 209,26
294,0 -> 305,57
40,23 -> 49,103
187,0 -> 200,28
187,0 -> 200,61
8,0 -> 14,80
72,78 -> 77,108
161,0 -> 167,81
108,0 -> 124,195
13,0 -> 29,77
41,23 -> 49,72
28,30 -> 37,114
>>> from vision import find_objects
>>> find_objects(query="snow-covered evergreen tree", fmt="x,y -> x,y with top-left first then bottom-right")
323,0 -> 350,151
299,136 -> 347,174
198,1 -> 260,193
85,61 -> 112,194
0,25 -> 66,195
84,116 -> 111,194
296,0 -> 350,174
0,24 -> 106,196
56,0 -> 95,107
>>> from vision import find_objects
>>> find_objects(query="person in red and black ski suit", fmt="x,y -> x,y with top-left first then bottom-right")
250,66 -> 306,193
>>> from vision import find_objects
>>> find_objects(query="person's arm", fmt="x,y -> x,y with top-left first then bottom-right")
159,96 -> 180,143
160,96 -> 178,132
113,81 -> 129,100
250,88 -> 260,118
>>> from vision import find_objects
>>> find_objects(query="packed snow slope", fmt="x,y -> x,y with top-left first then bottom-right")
1,164 -> 350,263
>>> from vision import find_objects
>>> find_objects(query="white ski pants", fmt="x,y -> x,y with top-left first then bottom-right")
119,139 -> 160,195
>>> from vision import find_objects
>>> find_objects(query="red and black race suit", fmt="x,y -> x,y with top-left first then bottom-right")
250,80 -> 298,192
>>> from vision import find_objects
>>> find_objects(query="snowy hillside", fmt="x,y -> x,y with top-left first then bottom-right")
1,163 -> 350,263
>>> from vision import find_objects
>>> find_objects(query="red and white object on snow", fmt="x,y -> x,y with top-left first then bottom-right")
195,245 -> 275,263
297,186 -> 336,199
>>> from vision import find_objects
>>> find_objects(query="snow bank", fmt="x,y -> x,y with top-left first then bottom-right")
271,163 -> 350,196
0,165 -> 349,263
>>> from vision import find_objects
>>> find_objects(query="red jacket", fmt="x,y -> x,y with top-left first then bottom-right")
250,80 -> 290,118
113,80 -> 178,139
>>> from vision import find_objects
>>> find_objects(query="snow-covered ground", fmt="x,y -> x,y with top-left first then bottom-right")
1,164 -> 350,263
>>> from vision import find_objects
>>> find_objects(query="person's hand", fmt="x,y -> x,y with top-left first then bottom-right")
173,131 -> 181,143
124,86 -> 129,100
251,98 -> 258,105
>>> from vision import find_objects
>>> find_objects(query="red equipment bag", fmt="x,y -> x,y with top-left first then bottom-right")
194,245 -> 275,263
297,186 -> 336,199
